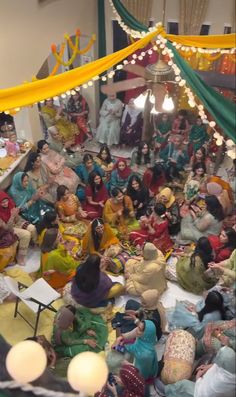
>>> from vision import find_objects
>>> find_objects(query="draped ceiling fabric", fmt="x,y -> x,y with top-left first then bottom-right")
167,41 -> 236,142
179,0 -> 209,35
0,28 -> 160,111
122,0 -> 153,27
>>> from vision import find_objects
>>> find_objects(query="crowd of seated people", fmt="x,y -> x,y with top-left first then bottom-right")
0,103 -> 235,397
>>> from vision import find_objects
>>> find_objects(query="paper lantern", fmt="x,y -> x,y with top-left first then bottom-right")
67,351 -> 108,394
6,341 -> 47,383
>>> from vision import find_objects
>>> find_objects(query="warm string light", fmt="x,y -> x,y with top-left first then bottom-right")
108,0 -> 161,38
154,35 -> 236,159
171,41 -> 236,55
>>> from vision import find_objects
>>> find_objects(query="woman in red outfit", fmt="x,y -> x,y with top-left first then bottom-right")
83,171 -> 109,220
130,203 -> 173,254
208,228 -> 236,263
143,163 -> 166,197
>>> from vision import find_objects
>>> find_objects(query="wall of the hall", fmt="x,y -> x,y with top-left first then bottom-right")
0,0 -> 98,139
0,0 -> 97,88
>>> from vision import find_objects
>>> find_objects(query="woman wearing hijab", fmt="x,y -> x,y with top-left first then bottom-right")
116,289 -> 166,339
114,320 -> 158,380
95,363 -> 146,397
125,243 -> 167,297
156,187 -> 180,235
0,190 -> 37,265
8,172 -> 53,225
155,346 -> 236,397
110,159 -> 132,192
96,93 -> 123,147
120,98 -> 143,146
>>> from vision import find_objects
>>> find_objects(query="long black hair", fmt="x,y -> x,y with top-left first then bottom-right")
150,163 -> 166,185
41,228 -> 58,253
88,171 -> 103,196
205,195 -> 224,221
75,254 -> 101,293
57,185 -> 68,201
222,228 -> 236,250
193,147 -> 206,163
36,209 -> 58,234
192,162 -> 206,176
190,236 -> 213,269
198,291 -> 226,322
97,145 -> 112,164
178,109 -> 188,131
91,218 -> 104,251
37,139 -> 48,153
83,153 -> 93,165
136,141 -> 151,165
127,175 -> 142,196
154,203 -> 166,217
24,152 -> 40,172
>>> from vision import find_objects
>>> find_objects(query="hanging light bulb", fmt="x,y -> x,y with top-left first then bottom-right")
149,94 -> 155,104
151,106 -> 159,115
227,149 -> 236,160
162,95 -> 174,112
133,92 -> 148,108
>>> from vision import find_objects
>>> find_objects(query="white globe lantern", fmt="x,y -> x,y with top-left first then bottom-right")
6,341 -> 47,384
67,352 -> 108,395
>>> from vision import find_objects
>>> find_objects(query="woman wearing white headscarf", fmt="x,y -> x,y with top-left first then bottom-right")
120,98 -> 143,146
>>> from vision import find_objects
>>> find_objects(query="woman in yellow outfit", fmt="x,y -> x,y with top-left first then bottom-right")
103,187 -> 139,238
37,211 -> 81,289
82,218 -> 119,255
41,99 -> 79,142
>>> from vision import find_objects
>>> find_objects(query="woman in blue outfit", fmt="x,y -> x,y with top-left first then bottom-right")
160,135 -> 188,181
75,154 -> 104,201
168,291 -> 226,339
115,319 -> 158,380
8,172 -> 53,225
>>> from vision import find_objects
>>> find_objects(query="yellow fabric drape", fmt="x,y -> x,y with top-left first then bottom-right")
0,27 -> 161,112
0,25 -> 235,112
165,32 -> 236,49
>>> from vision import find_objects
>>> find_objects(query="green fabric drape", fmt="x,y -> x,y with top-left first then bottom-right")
112,0 -> 148,32
98,0 -> 107,106
166,41 -> 236,142
110,0 -> 236,141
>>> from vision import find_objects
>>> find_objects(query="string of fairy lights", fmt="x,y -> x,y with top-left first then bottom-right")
3,7 -> 236,158
109,0 -> 236,55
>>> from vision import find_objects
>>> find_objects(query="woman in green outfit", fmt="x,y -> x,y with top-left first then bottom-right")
153,113 -> 172,149
189,116 -> 209,153
52,305 -> 108,358
166,237 -> 217,294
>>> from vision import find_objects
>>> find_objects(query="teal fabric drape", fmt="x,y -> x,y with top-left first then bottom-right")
111,0 -> 236,141
112,0 -> 148,32
166,41 -> 236,142
98,0 -> 107,106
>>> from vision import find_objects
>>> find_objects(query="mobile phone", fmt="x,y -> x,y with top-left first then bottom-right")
108,372 -> 117,386
112,344 -> 125,354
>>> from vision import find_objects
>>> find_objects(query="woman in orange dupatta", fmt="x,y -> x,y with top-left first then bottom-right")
103,187 -> 139,237
82,218 -> 119,256
55,185 -> 89,241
